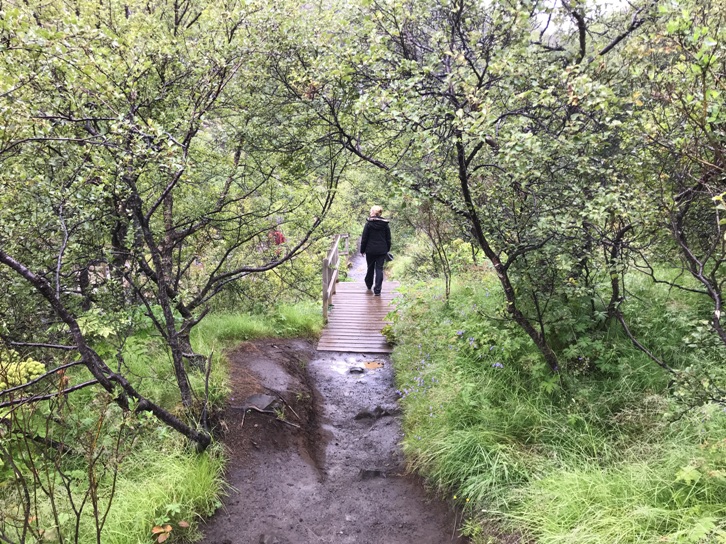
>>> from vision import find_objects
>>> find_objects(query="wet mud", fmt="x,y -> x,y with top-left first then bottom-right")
200,254 -> 465,544
199,344 -> 465,544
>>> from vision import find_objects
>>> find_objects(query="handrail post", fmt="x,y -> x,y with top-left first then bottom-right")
322,234 -> 347,322
322,257 -> 329,321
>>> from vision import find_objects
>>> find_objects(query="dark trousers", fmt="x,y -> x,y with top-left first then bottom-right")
365,253 -> 386,294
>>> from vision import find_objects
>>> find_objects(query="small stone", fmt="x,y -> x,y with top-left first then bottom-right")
349,367 -> 364,374
244,393 -> 278,410
355,406 -> 393,420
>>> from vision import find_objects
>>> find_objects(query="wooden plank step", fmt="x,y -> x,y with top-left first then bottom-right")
317,342 -> 390,349
317,280 -> 399,354
319,331 -> 389,336
320,335 -> 388,339
317,347 -> 392,353
319,340 -> 389,345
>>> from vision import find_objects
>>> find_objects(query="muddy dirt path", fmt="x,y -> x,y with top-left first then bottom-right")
200,255 -> 464,544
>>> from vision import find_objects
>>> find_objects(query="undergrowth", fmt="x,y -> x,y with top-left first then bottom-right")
99,439 -> 225,544
0,301 -> 321,544
391,274 -> 726,543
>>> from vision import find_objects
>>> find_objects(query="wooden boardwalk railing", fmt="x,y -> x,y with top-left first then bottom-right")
317,282 -> 399,353
322,234 -> 349,321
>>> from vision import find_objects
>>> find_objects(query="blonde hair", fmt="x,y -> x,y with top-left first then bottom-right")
369,205 -> 383,217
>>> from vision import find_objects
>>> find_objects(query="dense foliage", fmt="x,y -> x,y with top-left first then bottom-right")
297,0 -> 726,388
1,0 -> 725,542
392,275 -> 726,542
0,0 -> 335,541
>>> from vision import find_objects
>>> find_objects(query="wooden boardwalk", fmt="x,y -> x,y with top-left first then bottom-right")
317,281 -> 399,353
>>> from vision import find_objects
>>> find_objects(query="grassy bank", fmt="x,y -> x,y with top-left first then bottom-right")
102,302 -> 324,543
391,274 -> 726,543
0,302 -> 322,544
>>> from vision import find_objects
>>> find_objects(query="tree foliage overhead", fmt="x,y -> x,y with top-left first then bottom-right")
1,0 -> 726,541
0,0 -> 341,451
274,0 -> 725,392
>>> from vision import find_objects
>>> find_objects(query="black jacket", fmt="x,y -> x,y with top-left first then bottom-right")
360,217 -> 391,255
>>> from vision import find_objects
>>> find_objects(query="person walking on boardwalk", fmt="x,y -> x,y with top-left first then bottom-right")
360,205 -> 391,296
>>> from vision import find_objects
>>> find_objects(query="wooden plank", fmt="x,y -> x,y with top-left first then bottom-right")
329,301 -> 396,304
326,307 -> 393,311
317,279 -> 399,354
325,316 -> 391,320
323,324 -> 391,328
326,316 -> 390,320
323,324 -> 390,328
321,332 -> 388,337
325,318 -> 390,323
319,340 -> 388,345
324,318 -> 391,322
319,329 -> 389,335
320,336 -> 388,340
329,307 -> 395,310
318,334 -> 387,339
319,335 -> 388,340
317,343 -> 390,349
318,342 -> 390,346
325,319 -> 390,323
318,340 -> 389,345
320,331 -> 388,336
327,309 -> 392,314
324,327 -> 389,330
317,347 -> 391,353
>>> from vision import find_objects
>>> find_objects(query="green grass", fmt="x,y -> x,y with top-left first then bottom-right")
391,273 -> 726,543
515,454 -> 726,544
98,441 -> 226,544
191,301 -> 323,352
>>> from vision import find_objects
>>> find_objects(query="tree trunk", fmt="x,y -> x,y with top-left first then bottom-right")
456,138 -> 560,373
178,331 -> 207,371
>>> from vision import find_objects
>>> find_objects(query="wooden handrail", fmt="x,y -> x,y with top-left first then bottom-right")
322,234 -> 349,321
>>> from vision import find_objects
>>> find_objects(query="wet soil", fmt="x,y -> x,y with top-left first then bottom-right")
199,253 -> 466,544
199,343 -> 466,544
